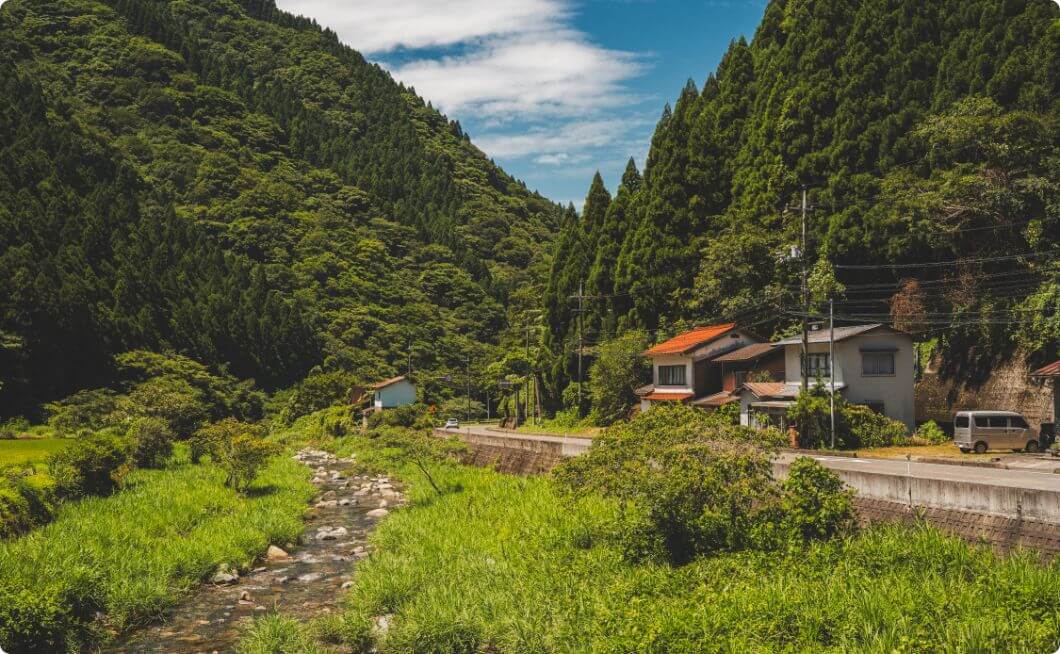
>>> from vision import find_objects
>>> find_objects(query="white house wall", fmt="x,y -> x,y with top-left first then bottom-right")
377,380 -> 417,408
651,355 -> 695,394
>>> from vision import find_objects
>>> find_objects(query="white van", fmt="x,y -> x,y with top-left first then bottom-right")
953,411 -> 1039,454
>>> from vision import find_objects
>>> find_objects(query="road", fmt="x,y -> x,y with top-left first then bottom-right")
449,425 -> 1060,493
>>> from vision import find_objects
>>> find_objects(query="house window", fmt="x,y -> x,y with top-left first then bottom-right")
658,365 -> 686,386
801,353 -> 830,378
862,351 -> 895,376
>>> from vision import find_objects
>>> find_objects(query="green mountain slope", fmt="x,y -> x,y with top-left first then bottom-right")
544,0 -> 1059,405
0,0 -> 559,416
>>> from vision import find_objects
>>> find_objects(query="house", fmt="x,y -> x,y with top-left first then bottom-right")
691,343 -> 785,409
636,323 -> 764,411
736,324 -> 916,431
370,375 -> 417,409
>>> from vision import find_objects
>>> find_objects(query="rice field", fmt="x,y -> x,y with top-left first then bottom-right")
0,438 -> 71,466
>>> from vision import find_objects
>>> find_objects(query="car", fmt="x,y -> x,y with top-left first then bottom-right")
444,418 -> 459,430
953,410 -> 1040,454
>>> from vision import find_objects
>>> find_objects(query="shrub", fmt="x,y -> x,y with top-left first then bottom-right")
191,419 -> 278,491
843,404 -> 908,448
280,370 -> 358,424
368,403 -> 434,430
561,382 -> 590,418
111,376 -> 209,438
555,406 -> 797,562
0,471 -> 56,538
127,417 -> 175,468
770,457 -> 856,546
43,389 -> 119,435
47,432 -> 132,498
0,417 -> 31,440
915,420 -> 948,444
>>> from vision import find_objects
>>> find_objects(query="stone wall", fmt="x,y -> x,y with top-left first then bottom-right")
916,353 -> 1053,429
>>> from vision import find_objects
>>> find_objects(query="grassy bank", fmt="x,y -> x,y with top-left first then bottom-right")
0,449 -> 314,652
245,434 -> 1060,653
0,438 -> 71,466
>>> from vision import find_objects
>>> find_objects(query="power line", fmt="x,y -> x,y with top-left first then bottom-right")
834,250 -> 1060,270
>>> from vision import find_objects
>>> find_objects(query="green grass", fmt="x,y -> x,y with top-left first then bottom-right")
0,438 -> 71,466
243,434 -> 1060,654
0,449 -> 314,653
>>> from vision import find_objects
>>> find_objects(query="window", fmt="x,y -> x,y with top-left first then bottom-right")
974,415 -> 989,427
862,351 -> 895,376
801,353 -> 830,377
988,416 -> 1008,428
865,402 -> 885,414
658,365 -> 686,386
1010,417 -> 1029,429
955,416 -> 969,428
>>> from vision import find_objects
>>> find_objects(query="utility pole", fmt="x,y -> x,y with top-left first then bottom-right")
407,336 -> 413,375
525,323 -> 532,426
829,297 -> 836,449
466,354 -> 471,425
800,186 -> 810,392
577,280 -> 585,415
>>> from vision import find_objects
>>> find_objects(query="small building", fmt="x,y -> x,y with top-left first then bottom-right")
636,323 -> 762,411
1030,360 -> 1060,429
692,342 -> 785,409
370,375 -> 417,409
737,324 -> 916,431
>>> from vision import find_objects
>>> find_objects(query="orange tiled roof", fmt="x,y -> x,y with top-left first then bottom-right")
691,391 -> 738,407
643,323 -> 737,356
644,391 -> 695,402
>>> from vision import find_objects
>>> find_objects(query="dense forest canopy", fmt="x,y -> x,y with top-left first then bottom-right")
0,0 -> 560,416
543,0 -> 1059,409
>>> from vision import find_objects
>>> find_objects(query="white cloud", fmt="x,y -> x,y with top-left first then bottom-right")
276,0 -> 564,53
476,119 -> 636,158
390,32 -> 643,118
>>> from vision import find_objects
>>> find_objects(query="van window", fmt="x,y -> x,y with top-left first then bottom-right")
974,415 -> 989,427
955,416 -> 969,428
988,416 -> 1008,428
1010,417 -> 1029,429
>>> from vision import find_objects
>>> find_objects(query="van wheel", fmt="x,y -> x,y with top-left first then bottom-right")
1025,440 -> 1040,454
973,441 -> 988,454
959,448 -> 971,454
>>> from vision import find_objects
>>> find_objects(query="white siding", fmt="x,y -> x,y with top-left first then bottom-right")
375,380 -> 417,408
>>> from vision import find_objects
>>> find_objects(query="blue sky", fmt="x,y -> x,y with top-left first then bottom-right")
274,0 -> 768,207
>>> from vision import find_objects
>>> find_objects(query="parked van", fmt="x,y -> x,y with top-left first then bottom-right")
953,411 -> 1039,454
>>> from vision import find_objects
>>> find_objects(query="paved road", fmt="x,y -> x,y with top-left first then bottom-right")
450,425 -> 1060,493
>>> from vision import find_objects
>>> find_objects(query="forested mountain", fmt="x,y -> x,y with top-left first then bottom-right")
0,0 -> 559,416
544,0 -> 1059,406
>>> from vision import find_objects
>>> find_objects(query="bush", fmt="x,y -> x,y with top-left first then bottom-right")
768,457 -> 856,547
561,383 -> 591,418
47,432 -> 132,498
127,417 -> 175,468
191,419 -> 278,491
788,387 -> 909,449
112,376 -> 209,438
367,403 -> 434,430
555,405 -> 801,563
43,389 -> 118,435
0,471 -> 56,538
0,417 -> 31,440
915,420 -> 948,444
280,370 -> 358,424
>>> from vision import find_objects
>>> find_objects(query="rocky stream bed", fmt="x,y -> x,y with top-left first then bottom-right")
102,448 -> 401,653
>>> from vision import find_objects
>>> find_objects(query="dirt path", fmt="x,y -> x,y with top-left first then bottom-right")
102,448 -> 400,653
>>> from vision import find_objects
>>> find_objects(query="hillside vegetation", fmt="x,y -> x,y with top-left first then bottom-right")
543,0 -> 1059,406
0,0 -> 559,416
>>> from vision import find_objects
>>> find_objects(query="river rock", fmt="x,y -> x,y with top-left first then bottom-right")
211,566 -> 239,585
265,545 -> 290,562
297,572 -> 324,583
366,508 -> 389,518
317,526 -> 349,540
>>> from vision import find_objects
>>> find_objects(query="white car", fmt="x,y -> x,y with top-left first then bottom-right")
444,418 -> 459,430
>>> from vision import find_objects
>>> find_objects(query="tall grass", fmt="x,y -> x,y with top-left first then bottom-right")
0,450 -> 314,652
308,435 -> 1060,653
0,438 -> 71,466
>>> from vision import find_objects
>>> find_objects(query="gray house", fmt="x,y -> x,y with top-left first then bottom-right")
371,375 -> 417,409
737,324 -> 916,431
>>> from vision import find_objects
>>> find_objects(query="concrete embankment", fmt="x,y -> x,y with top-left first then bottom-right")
439,428 -> 1060,556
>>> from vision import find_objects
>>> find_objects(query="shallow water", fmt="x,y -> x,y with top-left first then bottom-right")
101,449 -> 398,653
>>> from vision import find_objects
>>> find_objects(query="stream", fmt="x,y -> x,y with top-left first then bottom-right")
102,448 -> 400,653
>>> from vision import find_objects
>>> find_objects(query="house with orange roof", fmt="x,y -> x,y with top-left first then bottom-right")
636,323 -> 766,411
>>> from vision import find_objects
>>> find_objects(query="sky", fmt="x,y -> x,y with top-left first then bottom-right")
273,0 -> 768,207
